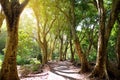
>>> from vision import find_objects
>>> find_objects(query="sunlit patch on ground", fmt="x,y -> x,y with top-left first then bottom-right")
20,61 -> 90,80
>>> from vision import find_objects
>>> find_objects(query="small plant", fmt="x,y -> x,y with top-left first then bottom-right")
30,58 -> 41,64
31,64 -> 40,71
29,58 -> 41,71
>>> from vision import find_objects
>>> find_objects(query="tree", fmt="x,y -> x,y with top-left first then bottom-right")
69,32 -> 75,62
57,22 -> 69,61
48,12 -> 69,61
31,0 -> 57,64
0,0 -> 29,80
59,32 -> 69,61
0,10 -> 5,33
55,0 -> 90,73
59,32 -> 64,61
116,18 -> 120,69
89,0 -> 120,79
48,34 -> 57,61
70,0 -> 90,73
0,31 -> 7,54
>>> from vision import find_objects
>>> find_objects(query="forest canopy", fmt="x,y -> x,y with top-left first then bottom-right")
0,0 -> 120,80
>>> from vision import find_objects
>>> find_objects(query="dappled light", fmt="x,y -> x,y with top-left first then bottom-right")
0,0 -> 120,80
20,61 -> 89,80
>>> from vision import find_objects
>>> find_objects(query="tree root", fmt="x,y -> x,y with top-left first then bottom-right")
107,63 -> 120,80
88,67 -> 109,80
88,62 -> 120,80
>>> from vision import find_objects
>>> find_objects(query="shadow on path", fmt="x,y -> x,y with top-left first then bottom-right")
20,61 -> 90,80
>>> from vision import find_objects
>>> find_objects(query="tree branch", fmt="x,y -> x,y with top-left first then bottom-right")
46,17 -> 56,35
92,0 -> 97,9
0,10 -> 5,33
0,0 -> 10,16
105,0 -> 120,39
56,5 -> 70,21
43,18 -> 48,35
19,0 -> 29,13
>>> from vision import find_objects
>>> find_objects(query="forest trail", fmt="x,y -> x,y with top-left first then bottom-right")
20,61 -> 90,80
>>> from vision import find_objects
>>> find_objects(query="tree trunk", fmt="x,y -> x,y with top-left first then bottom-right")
74,38 -> 90,73
0,19 -> 19,80
49,46 -> 54,61
70,0 -> 90,73
63,40 -> 68,60
37,26 -> 48,64
42,38 -> 48,64
90,0 -> 108,78
116,20 -> 120,69
0,11 -> 5,33
48,36 -> 57,61
69,34 -> 74,62
49,42 -> 56,61
0,0 -> 29,80
59,35 -> 63,61
42,48 -> 48,64
89,0 -> 120,79
35,13 -> 48,64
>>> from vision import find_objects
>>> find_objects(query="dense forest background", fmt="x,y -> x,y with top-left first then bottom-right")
0,0 -> 120,80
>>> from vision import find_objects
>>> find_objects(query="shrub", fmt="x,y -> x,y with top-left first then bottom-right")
17,55 -> 30,65
0,54 -> 4,69
88,52 -> 97,62
30,58 -> 40,64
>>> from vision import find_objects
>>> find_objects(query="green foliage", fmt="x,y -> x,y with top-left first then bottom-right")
17,55 -> 41,66
107,23 -> 118,61
0,60 -> 2,69
0,54 -> 4,69
0,0 -> 117,68
17,30 -> 34,64
31,64 -> 40,71
30,58 -> 40,64
13,6 -> 41,65
0,54 -> 4,61
0,31 -> 7,54
17,30 -> 40,65
52,52 -> 59,60
17,55 -> 30,65
88,51 -> 97,62
37,53 -> 42,62
74,54 -> 80,62
17,27 -> 40,65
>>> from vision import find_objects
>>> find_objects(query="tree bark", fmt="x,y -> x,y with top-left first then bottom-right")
59,35 -> 63,61
70,31 -> 74,62
0,19 -> 19,80
116,20 -> 120,69
42,37 -> 48,64
56,0 -> 90,72
90,0 -> 108,79
34,11 -> 48,64
89,0 -> 120,79
0,11 -> 5,33
63,39 -> 68,60
48,37 -> 57,61
32,2 -> 56,64
0,0 -> 29,80
70,0 -> 90,73
74,38 -> 90,73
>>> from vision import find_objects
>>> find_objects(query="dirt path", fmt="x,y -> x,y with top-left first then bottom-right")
20,61 -> 90,80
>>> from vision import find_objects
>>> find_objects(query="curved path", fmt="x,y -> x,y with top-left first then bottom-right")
20,61 -> 90,80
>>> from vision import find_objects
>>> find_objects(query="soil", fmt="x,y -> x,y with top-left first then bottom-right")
19,61 -> 91,80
